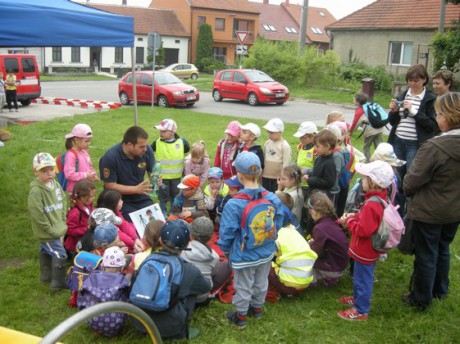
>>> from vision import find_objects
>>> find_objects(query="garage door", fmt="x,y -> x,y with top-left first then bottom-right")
164,48 -> 179,66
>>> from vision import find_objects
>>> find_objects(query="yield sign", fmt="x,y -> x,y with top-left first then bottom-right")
236,31 -> 249,45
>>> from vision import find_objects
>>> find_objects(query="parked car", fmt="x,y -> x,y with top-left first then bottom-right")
212,69 -> 289,106
118,71 -> 199,107
160,63 -> 199,80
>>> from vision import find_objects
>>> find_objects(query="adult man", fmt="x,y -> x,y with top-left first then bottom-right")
99,126 -> 155,220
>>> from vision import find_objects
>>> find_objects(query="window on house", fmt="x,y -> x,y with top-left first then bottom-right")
389,42 -> 413,66
136,47 -> 144,64
311,27 -> 322,34
115,47 -> 123,63
234,20 -> 249,31
269,25 -> 276,31
213,47 -> 227,63
52,47 -> 62,62
285,27 -> 292,33
198,16 -> 206,28
71,47 -> 80,63
137,37 -> 143,41
215,18 -> 225,31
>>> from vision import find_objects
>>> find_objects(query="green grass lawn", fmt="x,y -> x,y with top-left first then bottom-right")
0,107 -> 458,343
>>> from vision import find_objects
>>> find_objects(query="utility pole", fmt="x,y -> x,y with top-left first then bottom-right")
298,0 -> 309,55
439,0 -> 446,33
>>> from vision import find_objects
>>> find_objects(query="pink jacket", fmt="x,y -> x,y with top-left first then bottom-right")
115,210 -> 139,253
184,155 -> 210,187
64,149 -> 96,193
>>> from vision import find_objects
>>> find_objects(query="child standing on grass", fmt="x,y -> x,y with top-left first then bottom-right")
276,165 -> 303,222
152,119 -> 190,217
0,72 -> 5,113
262,118 -> 292,192
294,121 -> 318,198
171,174 -> 208,222
338,160 -> 394,321
64,179 -> 96,256
219,152 -> 288,328
184,140 -> 210,187
28,153 -> 68,291
237,123 -> 264,169
63,123 -> 99,195
214,121 -> 241,180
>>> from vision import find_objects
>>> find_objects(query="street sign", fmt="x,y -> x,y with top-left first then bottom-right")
236,44 -> 248,55
147,32 -> 161,50
235,31 -> 249,45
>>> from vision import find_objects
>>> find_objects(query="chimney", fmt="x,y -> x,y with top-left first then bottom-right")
263,0 -> 269,4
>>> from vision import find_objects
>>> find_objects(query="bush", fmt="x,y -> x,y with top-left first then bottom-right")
199,58 -> 226,74
339,62 -> 393,92
196,24 -> 213,71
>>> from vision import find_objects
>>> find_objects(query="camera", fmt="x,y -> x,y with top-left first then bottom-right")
395,100 -> 404,107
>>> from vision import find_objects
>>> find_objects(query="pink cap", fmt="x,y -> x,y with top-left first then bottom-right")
65,124 -> 93,139
155,119 -> 177,132
355,160 -> 394,188
225,120 -> 241,137
332,121 -> 349,135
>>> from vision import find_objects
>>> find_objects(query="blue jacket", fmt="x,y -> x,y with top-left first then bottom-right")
218,187 -> 288,269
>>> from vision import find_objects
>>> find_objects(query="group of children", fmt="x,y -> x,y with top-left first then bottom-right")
28,110 -> 405,340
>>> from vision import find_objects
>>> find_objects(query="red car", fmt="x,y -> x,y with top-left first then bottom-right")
212,69 -> 289,106
118,71 -> 199,107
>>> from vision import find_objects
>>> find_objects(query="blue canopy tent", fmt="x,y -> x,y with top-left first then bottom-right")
0,0 -> 141,123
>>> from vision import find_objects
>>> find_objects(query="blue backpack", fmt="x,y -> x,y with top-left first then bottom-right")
233,190 -> 278,251
55,149 -> 79,190
362,102 -> 389,129
129,252 -> 183,312
67,251 -> 103,291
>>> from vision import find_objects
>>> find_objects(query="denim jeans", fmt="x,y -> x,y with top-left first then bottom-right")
353,261 -> 375,314
409,220 -> 459,309
392,136 -> 418,180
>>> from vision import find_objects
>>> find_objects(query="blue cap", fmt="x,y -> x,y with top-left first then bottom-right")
160,220 -> 191,250
232,151 -> 261,175
224,175 -> 244,189
94,224 -> 118,246
207,167 -> 223,180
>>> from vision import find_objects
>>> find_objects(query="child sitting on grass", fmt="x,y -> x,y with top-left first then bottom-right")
92,223 -> 127,256
171,175 -> 208,223
204,167 -> 228,221
215,175 -> 244,227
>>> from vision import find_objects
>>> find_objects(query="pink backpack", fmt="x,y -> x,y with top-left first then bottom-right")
368,196 -> 405,252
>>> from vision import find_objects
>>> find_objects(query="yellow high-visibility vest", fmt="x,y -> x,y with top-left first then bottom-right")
155,138 -> 185,179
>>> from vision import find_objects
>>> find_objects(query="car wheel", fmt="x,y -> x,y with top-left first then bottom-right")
119,92 -> 130,105
20,99 -> 31,106
248,92 -> 259,106
158,95 -> 169,107
276,102 -> 285,105
190,73 -> 198,80
213,89 -> 222,102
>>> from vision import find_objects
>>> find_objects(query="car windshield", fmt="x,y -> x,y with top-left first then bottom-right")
155,72 -> 182,85
244,70 -> 274,83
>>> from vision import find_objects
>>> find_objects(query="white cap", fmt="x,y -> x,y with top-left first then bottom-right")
263,118 -> 284,133
370,143 -> 406,167
293,121 -> 318,138
325,124 -> 342,141
155,119 -> 177,132
240,123 -> 261,139
33,152 -> 56,171
355,160 -> 394,188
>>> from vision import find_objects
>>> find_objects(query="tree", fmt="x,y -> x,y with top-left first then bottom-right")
195,23 -> 213,71
431,20 -> 460,71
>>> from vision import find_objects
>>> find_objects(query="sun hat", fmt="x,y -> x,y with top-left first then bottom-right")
91,208 -> 123,226
65,123 -> 93,139
177,174 -> 201,189
94,224 -> 118,247
207,167 -> 223,180
263,118 -> 284,133
325,124 -> 342,141
225,120 -> 241,137
155,119 -> 177,132
370,143 -> 406,167
233,151 -> 261,175
102,246 -> 126,268
33,152 -> 56,171
293,121 -> 318,137
160,220 -> 191,250
332,121 -> 349,135
190,217 -> 214,243
224,175 -> 244,188
355,160 -> 394,188
240,123 -> 261,139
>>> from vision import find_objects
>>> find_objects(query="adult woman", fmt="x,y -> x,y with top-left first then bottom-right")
432,70 -> 453,96
388,64 -> 438,177
403,92 -> 460,310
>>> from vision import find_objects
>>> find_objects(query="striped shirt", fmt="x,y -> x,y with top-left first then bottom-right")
395,88 -> 426,141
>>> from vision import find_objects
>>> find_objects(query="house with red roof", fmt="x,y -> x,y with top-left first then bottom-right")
326,0 -> 460,75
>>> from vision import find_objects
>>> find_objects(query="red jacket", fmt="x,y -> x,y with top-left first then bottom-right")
346,189 -> 387,265
115,210 -> 139,253
65,203 -> 93,252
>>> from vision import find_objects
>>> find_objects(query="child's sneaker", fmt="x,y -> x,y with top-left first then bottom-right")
338,296 -> 355,306
337,307 -> 368,321
226,311 -> 247,328
248,305 -> 262,319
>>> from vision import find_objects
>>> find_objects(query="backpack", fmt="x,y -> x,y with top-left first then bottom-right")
55,149 -> 79,190
362,102 -> 389,129
129,252 -> 184,312
367,196 -> 405,252
337,148 -> 353,190
233,190 -> 278,251
67,251 -> 103,291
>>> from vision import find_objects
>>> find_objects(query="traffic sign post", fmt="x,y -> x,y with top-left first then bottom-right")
148,32 -> 161,108
235,31 -> 249,45
235,31 -> 249,69
236,45 -> 248,55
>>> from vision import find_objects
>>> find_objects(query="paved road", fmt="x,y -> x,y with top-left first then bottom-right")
39,80 -> 356,125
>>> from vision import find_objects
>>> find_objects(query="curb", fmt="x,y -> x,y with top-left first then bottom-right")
32,97 -> 122,109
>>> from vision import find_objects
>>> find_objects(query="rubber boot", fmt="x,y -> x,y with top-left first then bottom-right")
50,257 -> 68,291
39,253 -> 52,283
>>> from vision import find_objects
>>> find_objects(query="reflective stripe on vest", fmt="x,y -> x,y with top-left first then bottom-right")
155,138 -> 184,179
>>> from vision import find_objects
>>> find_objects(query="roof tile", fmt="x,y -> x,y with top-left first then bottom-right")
190,0 -> 259,14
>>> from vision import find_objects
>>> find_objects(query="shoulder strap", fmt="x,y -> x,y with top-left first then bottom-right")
367,196 -> 388,208
69,149 -> 79,172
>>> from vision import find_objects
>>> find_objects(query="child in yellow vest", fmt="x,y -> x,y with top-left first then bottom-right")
293,121 -> 317,198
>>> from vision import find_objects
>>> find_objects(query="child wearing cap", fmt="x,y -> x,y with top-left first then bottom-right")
214,120 -> 241,180
77,246 -> 130,337
184,140 -> 210,187
204,167 -> 229,221
63,123 -> 99,195
338,160 -> 394,321
171,175 -> 208,223
237,122 -> 264,170
262,118 -> 292,192
215,175 -> 244,226
218,151 -> 288,328
28,152 -> 68,291
92,223 -> 127,256
294,121 -> 318,194
152,119 -> 190,217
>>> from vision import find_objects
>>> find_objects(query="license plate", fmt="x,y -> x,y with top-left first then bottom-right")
187,95 -> 196,101
275,93 -> 285,98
